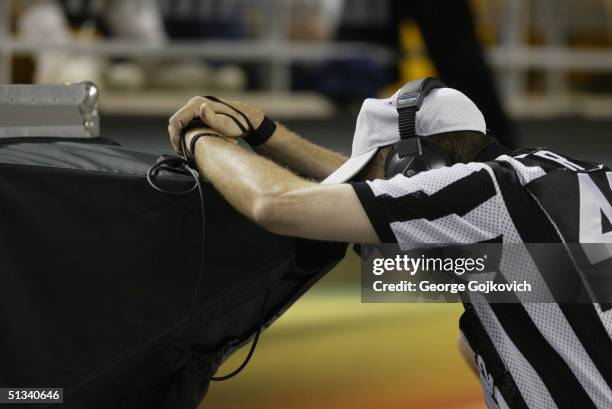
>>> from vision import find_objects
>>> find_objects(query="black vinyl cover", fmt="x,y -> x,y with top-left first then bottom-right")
0,139 -> 346,409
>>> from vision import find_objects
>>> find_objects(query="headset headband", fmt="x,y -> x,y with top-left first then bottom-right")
396,77 -> 447,140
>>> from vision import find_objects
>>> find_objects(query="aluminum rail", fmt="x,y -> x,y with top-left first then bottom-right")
0,39 -> 396,64
3,39 -> 612,70
488,47 -> 612,71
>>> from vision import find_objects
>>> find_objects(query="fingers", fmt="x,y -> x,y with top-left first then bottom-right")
204,97 -> 260,129
200,97 -> 243,118
199,97 -> 252,133
168,96 -> 253,153
198,103 -> 244,138
168,96 -> 206,153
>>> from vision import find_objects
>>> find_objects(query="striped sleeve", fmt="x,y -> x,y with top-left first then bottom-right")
351,162 -> 503,246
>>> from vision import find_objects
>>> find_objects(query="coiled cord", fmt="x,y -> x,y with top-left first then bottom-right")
146,121 -> 268,382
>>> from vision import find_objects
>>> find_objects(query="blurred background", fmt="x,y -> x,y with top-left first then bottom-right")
1,1 -> 611,408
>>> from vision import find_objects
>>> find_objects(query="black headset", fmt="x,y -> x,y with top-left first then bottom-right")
384,77 -> 451,179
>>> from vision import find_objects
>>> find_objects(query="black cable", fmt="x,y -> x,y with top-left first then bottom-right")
146,127 -> 269,382
210,289 -> 269,382
146,156 -> 197,195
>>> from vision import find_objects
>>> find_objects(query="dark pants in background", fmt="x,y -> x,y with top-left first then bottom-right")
339,0 -> 516,148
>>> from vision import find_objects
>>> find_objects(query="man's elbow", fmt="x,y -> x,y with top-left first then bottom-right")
251,194 -> 291,235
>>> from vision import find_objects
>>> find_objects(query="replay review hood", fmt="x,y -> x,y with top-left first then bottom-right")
0,137 -> 345,409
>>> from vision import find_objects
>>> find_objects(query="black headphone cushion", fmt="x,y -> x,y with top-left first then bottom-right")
384,137 -> 450,179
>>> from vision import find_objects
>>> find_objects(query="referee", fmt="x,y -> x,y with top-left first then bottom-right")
168,79 -> 612,409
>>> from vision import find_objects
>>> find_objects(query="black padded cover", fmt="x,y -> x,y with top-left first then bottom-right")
0,139 -> 345,408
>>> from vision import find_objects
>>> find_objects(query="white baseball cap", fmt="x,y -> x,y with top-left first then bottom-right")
321,86 -> 487,184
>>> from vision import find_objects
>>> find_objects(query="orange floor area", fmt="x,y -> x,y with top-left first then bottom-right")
201,286 -> 486,409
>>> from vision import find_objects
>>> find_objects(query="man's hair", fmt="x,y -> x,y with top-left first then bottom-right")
428,130 -> 497,164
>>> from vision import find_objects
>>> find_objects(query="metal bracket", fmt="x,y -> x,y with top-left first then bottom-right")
0,82 -> 100,138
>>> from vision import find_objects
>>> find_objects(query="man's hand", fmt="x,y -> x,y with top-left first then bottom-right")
168,96 -> 264,153
168,95 -> 348,181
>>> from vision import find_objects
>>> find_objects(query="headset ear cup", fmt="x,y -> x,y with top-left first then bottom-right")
384,143 -> 413,179
420,137 -> 451,169
385,137 -> 450,179
384,144 -> 399,179
385,141 -> 420,178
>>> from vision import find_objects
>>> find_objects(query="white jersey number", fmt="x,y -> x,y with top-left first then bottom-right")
578,172 -> 612,264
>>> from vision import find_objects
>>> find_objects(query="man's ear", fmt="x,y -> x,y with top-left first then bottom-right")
354,146 -> 392,182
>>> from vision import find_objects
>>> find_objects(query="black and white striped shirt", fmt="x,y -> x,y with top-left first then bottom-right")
351,148 -> 612,409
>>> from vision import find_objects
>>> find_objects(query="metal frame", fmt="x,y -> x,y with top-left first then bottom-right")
1,0 -> 611,117
0,0 -> 394,88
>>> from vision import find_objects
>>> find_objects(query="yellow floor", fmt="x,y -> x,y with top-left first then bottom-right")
201,287 -> 486,409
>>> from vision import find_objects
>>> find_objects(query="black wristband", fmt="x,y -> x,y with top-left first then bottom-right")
243,116 -> 276,147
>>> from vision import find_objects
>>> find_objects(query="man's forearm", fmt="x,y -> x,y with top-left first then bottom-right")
256,123 -> 347,180
192,133 -> 312,223
187,130 -> 379,243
